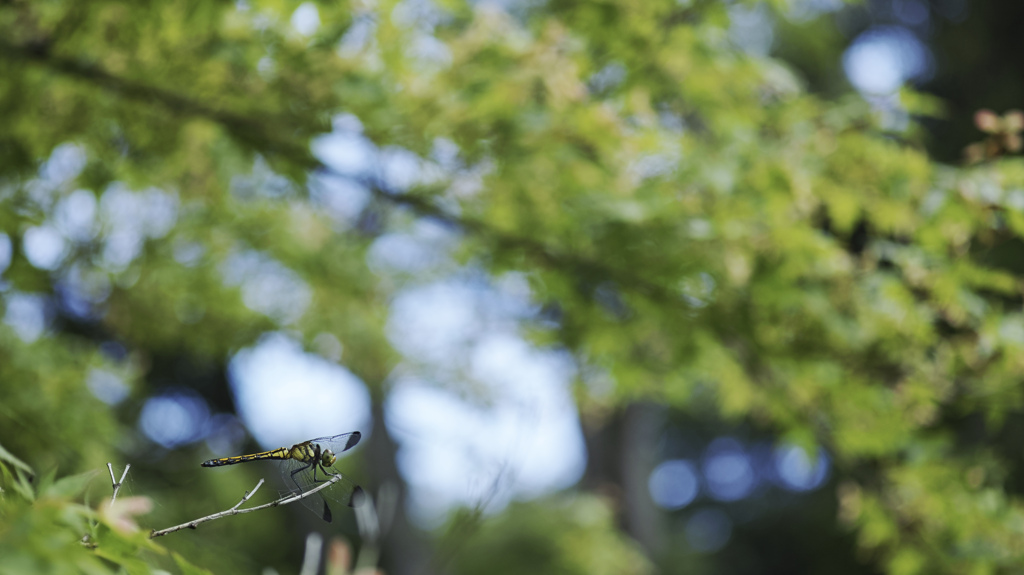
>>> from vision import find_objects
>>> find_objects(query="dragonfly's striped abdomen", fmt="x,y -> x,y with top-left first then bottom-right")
201,447 -> 291,467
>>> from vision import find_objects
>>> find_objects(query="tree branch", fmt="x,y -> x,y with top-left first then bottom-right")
0,38 -> 686,311
0,39 -> 309,161
150,475 -> 357,537
106,463 -> 131,505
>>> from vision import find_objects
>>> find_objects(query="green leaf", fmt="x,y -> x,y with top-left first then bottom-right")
34,467 -> 57,499
899,88 -> 948,119
41,469 -> 99,500
1,463 -> 36,502
0,441 -> 33,477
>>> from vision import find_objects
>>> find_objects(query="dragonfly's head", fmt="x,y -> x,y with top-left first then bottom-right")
321,449 -> 337,467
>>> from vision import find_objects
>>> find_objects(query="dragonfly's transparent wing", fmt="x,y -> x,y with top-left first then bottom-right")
307,432 -> 361,454
278,433 -> 362,519
281,461 -> 360,522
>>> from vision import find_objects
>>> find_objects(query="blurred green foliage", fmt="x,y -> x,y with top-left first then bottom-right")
2,0 -> 1024,573
0,450 -> 209,575
448,496 -> 651,575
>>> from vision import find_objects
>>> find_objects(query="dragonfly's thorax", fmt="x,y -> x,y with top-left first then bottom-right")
290,443 -> 319,463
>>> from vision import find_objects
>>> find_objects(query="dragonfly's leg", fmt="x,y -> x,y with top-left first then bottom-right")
301,463 -> 334,522
309,463 -> 340,484
313,465 -> 336,522
289,461 -> 313,492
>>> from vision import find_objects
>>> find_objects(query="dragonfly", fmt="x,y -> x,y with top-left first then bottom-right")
201,431 -> 363,523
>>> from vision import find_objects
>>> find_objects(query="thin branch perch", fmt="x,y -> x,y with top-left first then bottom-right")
149,475 -> 344,538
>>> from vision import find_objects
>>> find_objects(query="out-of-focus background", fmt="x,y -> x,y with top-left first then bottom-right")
3,0 -> 1024,573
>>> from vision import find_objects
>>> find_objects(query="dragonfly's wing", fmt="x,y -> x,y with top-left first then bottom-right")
280,457 -> 360,523
308,432 -> 361,454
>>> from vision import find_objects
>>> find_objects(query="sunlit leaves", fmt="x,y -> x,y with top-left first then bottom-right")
6,0 -> 1024,572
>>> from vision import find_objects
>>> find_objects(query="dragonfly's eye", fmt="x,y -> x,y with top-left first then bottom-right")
322,449 -> 337,467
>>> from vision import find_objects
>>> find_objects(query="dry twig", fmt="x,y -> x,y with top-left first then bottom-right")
150,475 -> 345,537
106,463 -> 131,504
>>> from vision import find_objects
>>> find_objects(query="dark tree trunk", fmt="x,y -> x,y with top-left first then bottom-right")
366,397 -> 433,575
581,402 -> 665,557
